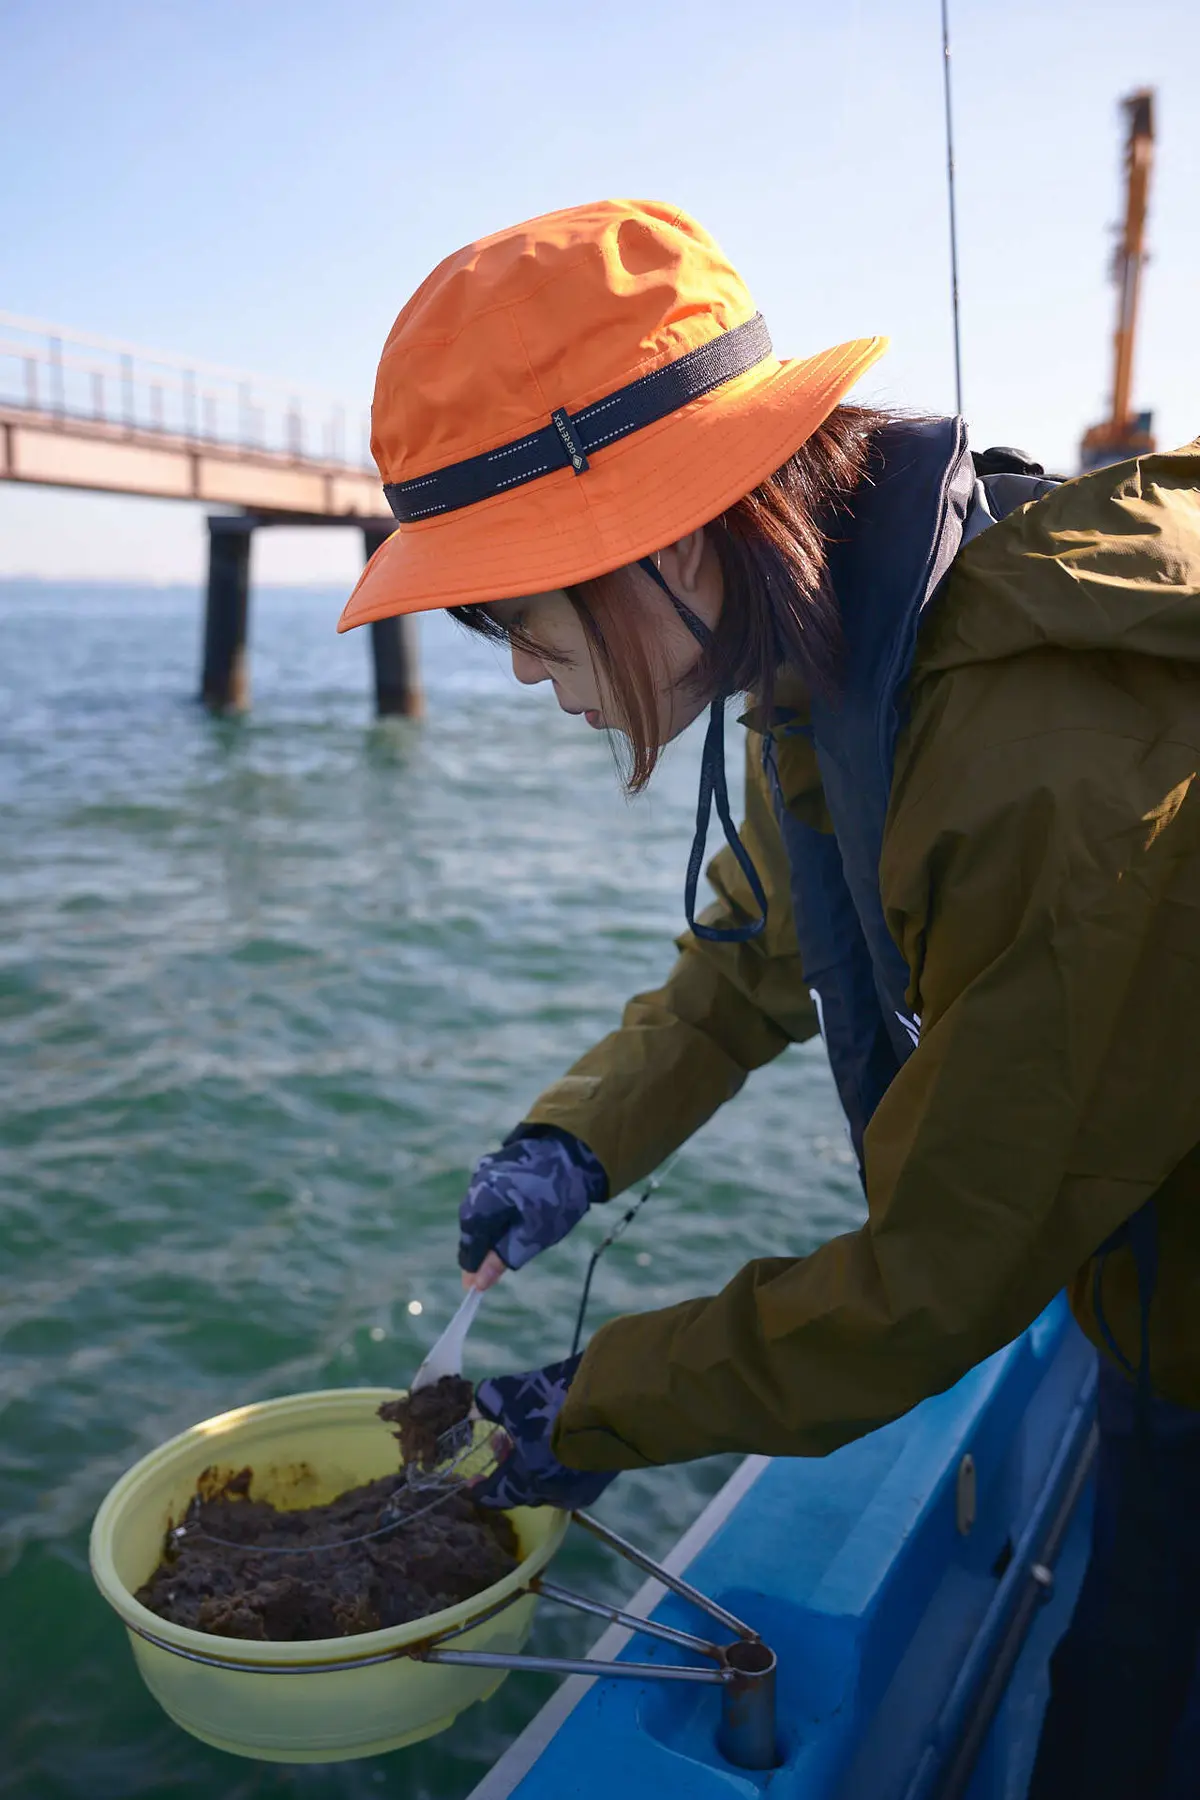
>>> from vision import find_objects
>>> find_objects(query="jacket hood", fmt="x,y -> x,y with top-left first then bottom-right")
915,440 -> 1200,678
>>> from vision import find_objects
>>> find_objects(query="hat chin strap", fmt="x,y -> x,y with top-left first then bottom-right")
637,558 -> 767,944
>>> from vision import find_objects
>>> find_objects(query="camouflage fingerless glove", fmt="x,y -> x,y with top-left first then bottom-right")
472,1353 -> 616,1511
457,1126 -> 608,1274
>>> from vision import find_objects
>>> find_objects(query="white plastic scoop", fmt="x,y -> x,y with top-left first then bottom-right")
410,1287 -> 484,1392
395,1288 -> 500,1509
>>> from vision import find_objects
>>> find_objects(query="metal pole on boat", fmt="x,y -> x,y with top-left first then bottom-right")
931,1417 -> 1099,1800
531,1577 -> 725,1658
716,1640 -> 780,1771
417,1648 -> 729,1683
572,1509 -> 759,1642
416,1637 -> 781,1773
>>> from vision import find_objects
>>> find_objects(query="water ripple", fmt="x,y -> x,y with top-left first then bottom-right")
0,583 -> 859,1798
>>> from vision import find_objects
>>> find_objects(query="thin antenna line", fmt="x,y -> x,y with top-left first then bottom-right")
940,0 -> 964,416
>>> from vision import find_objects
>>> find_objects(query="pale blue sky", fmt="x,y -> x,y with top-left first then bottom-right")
2,0 -> 1196,583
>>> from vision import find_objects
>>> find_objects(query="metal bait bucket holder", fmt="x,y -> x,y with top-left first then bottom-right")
412,1508 -> 778,1772
90,1386 -> 778,1766
122,1506 -> 779,1772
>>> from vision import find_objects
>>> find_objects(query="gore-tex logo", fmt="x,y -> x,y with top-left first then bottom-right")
550,407 -> 589,475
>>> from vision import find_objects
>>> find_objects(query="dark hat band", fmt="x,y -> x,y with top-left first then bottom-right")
384,313 -> 772,525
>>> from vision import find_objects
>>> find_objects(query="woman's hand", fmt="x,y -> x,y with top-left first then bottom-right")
458,1127 -> 608,1290
463,1249 -> 508,1293
472,1353 -> 616,1510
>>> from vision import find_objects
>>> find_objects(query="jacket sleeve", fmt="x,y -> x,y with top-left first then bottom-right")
554,603 -> 1200,1467
524,729 -> 820,1199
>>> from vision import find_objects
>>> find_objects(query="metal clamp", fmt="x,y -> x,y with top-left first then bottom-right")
412,1509 -> 778,1771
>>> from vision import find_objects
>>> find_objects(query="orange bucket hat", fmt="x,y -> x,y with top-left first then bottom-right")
338,199 -> 887,632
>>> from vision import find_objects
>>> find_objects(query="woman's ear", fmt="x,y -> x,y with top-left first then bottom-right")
657,529 -> 707,596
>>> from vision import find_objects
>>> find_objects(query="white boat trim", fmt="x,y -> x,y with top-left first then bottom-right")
466,1454 -> 771,1800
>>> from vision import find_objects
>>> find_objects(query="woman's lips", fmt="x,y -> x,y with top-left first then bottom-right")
556,695 -> 604,728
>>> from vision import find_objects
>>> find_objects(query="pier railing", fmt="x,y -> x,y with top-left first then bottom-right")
0,311 -> 373,472
0,310 -> 418,719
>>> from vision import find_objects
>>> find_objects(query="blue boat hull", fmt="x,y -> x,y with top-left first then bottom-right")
471,1295 -> 1096,1800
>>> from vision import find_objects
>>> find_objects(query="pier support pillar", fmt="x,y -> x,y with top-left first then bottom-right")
201,515 -> 254,713
363,523 -> 423,718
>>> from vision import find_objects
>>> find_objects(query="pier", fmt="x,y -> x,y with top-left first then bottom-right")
0,312 -> 420,716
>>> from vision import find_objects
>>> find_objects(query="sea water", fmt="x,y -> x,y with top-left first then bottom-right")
0,579 -> 860,1799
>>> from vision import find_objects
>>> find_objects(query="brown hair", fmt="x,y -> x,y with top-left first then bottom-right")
450,404 -> 885,790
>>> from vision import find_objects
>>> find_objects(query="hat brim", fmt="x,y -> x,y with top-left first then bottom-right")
337,335 -> 888,632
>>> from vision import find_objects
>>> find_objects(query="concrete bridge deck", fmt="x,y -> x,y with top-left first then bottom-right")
0,398 -> 389,521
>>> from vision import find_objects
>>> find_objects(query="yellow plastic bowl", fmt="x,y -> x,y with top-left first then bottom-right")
89,1387 -> 568,1763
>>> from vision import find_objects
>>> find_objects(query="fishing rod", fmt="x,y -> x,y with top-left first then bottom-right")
940,0 -> 964,415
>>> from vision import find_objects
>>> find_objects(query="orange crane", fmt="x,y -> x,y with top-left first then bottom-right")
1080,89 -> 1156,472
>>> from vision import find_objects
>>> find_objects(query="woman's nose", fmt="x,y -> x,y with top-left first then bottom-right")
511,642 -> 549,686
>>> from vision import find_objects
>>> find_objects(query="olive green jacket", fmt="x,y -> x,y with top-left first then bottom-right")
539,444 -> 1200,1472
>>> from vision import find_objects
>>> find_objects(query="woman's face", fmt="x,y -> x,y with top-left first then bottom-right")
488,528 -> 724,746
